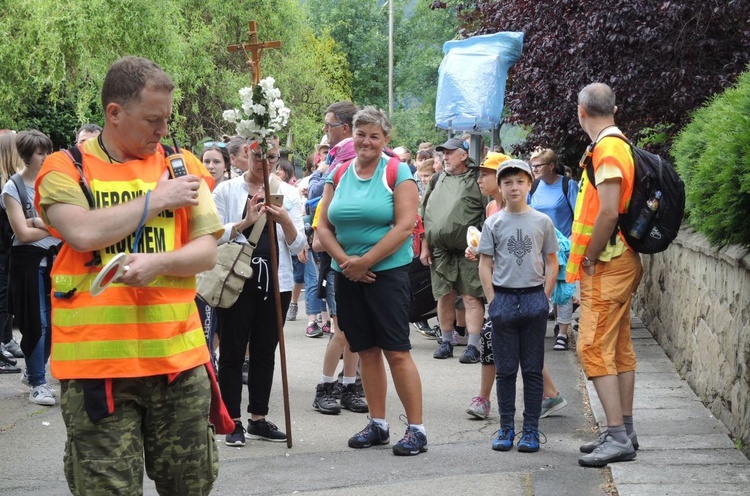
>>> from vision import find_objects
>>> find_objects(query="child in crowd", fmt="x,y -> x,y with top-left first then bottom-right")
464,152 -> 509,419
416,158 -> 435,200
477,159 -> 559,452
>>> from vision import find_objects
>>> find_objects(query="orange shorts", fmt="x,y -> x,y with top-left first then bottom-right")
577,249 -> 643,378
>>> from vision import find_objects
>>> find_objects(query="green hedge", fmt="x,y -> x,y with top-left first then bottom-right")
671,69 -> 750,248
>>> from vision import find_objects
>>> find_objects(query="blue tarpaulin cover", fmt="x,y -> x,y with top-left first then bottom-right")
435,31 -> 524,131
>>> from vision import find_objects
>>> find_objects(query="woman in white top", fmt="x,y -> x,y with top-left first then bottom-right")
211,136 -> 305,446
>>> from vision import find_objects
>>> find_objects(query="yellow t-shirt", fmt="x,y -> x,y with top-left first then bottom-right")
592,154 -> 628,262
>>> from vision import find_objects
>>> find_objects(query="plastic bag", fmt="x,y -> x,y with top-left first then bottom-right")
435,31 -> 524,132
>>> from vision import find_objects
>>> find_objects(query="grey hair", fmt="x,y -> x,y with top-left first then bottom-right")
578,83 -> 616,118
352,106 -> 392,136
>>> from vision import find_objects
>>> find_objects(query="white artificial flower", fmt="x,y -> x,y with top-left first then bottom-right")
223,109 -> 241,123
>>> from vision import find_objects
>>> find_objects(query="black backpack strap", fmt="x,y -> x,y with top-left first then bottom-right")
63,147 -> 95,209
429,170 -> 442,190
9,174 -> 31,219
562,176 -> 574,216
530,178 -> 540,197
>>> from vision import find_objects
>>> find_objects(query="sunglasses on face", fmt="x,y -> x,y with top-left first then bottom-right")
531,162 -> 550,169
323,121 -> 345,130
253,152 -> 280,163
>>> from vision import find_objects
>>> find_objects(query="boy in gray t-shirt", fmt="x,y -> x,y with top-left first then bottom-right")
477,159 -> 558,453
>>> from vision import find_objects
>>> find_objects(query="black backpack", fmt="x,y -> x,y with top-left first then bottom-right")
584,134 -> 685,254
0,174 -> 33,255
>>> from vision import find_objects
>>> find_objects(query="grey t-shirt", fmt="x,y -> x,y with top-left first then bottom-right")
1,178 -> 61,252
477,208 -> 559,288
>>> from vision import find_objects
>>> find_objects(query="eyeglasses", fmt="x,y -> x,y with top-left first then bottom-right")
203,141 -> 227,149
253,152 -> 280,163
530,162 -> 550,169
323,121 -> 345,130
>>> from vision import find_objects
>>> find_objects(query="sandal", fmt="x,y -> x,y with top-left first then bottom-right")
553,334 -> 569,351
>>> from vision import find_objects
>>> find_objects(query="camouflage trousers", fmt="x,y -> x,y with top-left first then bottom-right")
60,365 -> 218,495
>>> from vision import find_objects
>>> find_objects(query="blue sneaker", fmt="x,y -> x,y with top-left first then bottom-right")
392,425 -> 428,456
348,420 -> 390,449
517,428 -> 545,453
492,426 -> 515,451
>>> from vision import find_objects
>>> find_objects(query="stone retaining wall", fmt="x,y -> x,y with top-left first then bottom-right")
633,228 -> 750,456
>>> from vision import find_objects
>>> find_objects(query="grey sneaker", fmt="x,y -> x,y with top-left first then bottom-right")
286,302 -> 298,322
458,344 -> 481,364
433,341 -> 453,359
540,393 -> 568,418
580,430 -> 639,453
578,435 -> 636,467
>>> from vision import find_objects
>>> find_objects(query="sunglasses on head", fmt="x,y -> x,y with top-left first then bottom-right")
203,141 -> 227,149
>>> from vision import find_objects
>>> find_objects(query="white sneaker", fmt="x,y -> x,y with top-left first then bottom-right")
30,384 -> 55,406
20,368 -> 29,387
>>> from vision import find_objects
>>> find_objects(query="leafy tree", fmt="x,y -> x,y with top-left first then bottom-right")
671,69 -> 750,248
304,0 -> 390,108
0,0 -> 352,155
431,1 -> 750,166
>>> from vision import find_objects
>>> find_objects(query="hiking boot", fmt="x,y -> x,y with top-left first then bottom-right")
491,426 -> 515,451
2,339 -> 23,358
241,358 -> 249,385
540,393 -> 568,418
466,396 -> 491,419
433,341 -> 453,359
321,320 -> 331,334
517,428 -> 544,453
29,385 -> 55,406
286,302 -> 298,322
313,382 -> 341,415
340,384 -> 369,413
306,321 -> 323,338
392,425 -> 428,456
331,381 -> 344,399
459,344 -> 481,364
578,435 -> 636,467
225,420 -> 246,446
348,420 -> 390,449
580,430 -> 639,453
246,419 -> 287,442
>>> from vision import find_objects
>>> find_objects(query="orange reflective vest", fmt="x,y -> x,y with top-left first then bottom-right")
37,147 -> 210,379
566,136 -> 635,282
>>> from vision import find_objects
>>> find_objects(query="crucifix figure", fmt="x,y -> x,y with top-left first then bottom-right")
227,20 -> 282,85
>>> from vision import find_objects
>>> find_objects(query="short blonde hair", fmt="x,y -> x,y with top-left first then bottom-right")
529,148 -> 557,165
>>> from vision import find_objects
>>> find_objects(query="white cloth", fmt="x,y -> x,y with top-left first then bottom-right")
212,176 -> 306,292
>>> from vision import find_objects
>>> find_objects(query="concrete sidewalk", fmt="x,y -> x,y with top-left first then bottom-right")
583,317 -> 750,495
0,313 -> 747,495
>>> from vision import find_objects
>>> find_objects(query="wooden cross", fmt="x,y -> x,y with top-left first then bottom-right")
227,20 -> 282,85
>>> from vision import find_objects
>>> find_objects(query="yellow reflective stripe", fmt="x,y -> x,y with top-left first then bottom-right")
54,327 -> 206,361
52,274 -> 195,294
571,221 -> 594,237
569,244 -> 586,256
54,303 -> 195,327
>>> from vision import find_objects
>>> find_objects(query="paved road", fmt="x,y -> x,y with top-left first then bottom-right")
6,308 -> 737,495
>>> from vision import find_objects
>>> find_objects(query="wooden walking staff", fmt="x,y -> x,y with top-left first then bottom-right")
227,22 -> 293,448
